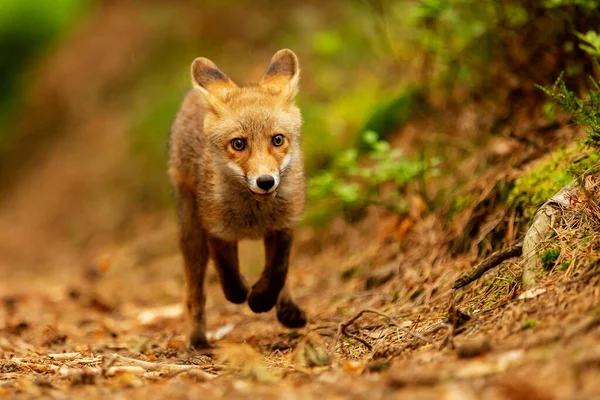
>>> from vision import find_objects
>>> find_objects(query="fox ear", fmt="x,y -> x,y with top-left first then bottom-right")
191,57 -> 237,105
259,49 -> 300,100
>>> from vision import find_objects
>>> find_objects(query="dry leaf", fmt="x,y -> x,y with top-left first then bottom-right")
206,323 -> 235,341
137,304 -> 183,325
518,288 -> 546,300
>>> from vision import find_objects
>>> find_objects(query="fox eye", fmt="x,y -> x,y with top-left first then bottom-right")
272,134 -> 284,147
231,138 -> 246,151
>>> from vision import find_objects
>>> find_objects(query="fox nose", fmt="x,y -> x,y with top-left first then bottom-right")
256,175 -> 275,191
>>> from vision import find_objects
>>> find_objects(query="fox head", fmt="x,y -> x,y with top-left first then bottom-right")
190,49 -> 302,202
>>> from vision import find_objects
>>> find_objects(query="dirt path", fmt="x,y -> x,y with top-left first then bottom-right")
1,213 -> 599,400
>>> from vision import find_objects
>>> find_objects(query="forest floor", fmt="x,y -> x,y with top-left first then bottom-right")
1,2 -> 600,398
1,203 -> 600,399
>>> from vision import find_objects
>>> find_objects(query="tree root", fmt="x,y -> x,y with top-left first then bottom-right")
334,309 -> 436,356
452,242 -> 523,289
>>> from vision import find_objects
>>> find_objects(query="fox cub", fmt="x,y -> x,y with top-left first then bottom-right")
168,49 -> 307,348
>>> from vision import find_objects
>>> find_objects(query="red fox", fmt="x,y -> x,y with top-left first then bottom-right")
168,49 -> 307,349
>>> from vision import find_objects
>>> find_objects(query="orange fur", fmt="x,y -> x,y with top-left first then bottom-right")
168,49 -> 307,348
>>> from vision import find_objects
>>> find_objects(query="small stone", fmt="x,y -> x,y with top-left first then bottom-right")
388,367 -> 440,388
456,337 -> 492,359
342,360 -> 364,374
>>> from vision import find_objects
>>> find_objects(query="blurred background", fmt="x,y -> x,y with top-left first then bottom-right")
0,0 -> 599,286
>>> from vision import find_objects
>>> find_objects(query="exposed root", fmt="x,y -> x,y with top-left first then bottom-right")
335,309 -> 437,355
453,242 -> 523,289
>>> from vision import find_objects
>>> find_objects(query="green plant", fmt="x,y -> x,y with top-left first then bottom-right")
538,31 -> 600,147
540,71 -> 600,147
306,130 -> 436,223
521,319 -> 538,330
576,30 -> 600,57
0,0 -> 89,161
541,248 -> 561,271
544,0 -> 599,9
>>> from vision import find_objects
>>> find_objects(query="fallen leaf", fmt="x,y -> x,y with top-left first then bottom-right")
518,288 -> 547,300
206,323 -> 235,341
343,360 -> 364,374
137,304 -> 183,325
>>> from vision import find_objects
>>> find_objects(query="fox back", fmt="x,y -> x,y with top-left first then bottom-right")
169,50 -> 305,241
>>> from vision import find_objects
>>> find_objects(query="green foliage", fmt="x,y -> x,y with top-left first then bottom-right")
541,248 -> 561,271
538,31 -> 600,147
306,131 -> 436,224
0,0 -> 90,166
298,85 -> 383,173
448,194 -> 474,220
361,0 -> 599,94
544,0 -> 599,9
0,0 -> 89,127
576,31 -> 600,57
128,56 -> 194,210
539,70 -> 600,147
521,319 -> 537,330
397,0 -> 504,86
358,89 -> 426,150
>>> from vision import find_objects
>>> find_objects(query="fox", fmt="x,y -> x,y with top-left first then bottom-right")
168,49 -> 307,349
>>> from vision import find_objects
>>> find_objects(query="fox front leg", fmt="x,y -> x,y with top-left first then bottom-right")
276,282 -> 307,328
248,230 -> 292,313
207,235 -> 249,304
177,188 -> 211,349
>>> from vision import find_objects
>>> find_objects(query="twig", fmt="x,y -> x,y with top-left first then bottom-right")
109,353 -> 193,371
340,311 -> 374,351
11,358 -> 59,373
439,323 -> 455,350
453,242 -> 523,289
48,352 -> 81,361
107,353 -> 216,379
421,321 -> 449,335
336,309 -> 436,353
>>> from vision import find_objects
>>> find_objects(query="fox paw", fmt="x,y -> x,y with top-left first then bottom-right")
247,278 -> 282,313
222,280 -> 249,304
277,302 -> 307,328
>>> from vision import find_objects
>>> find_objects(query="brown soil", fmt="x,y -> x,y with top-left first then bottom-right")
1,203 -> 600,399
1,2 -> 600,399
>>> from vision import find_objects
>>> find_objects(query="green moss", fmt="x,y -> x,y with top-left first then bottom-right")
508,144 -> 600,223
521,319 -> 537,330
448,193 -> 475,221
541,248 -> 561,271
409,287 -> 425,301
341,266 -> 359,281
